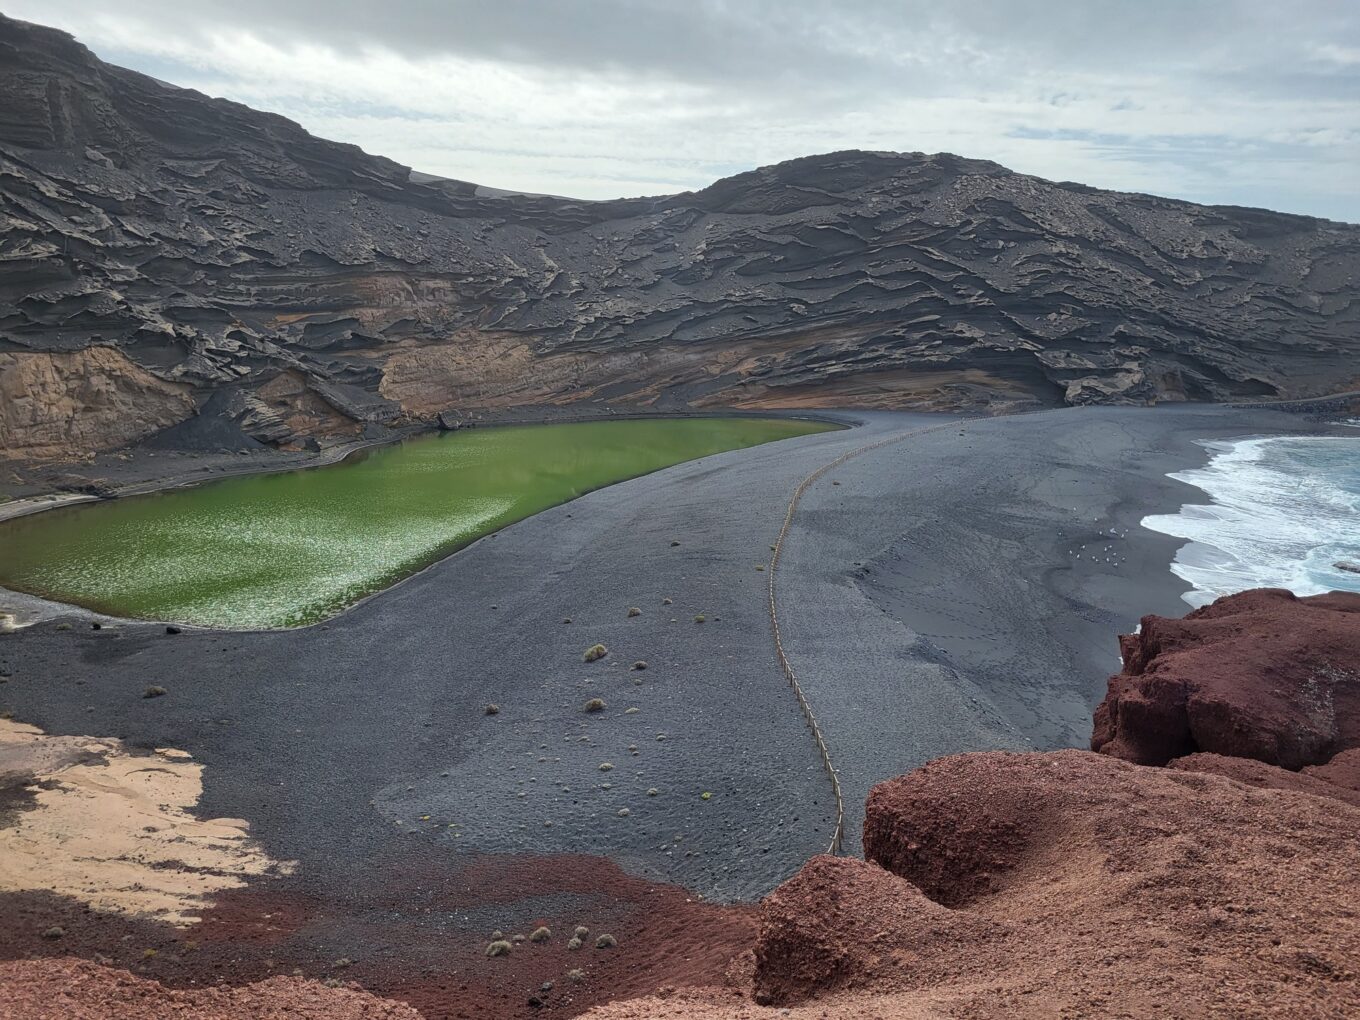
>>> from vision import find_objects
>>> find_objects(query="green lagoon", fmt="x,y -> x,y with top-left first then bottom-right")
0,417 -> 837,629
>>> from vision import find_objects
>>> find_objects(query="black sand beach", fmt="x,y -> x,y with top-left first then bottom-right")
0,405 -> 1344,912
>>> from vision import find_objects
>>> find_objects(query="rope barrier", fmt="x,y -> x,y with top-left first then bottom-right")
766,417 -> 982,854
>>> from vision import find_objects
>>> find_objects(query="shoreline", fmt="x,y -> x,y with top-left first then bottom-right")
0,410 -> 859,630
1,404 -> 1354,1011
0,406 -> 860,514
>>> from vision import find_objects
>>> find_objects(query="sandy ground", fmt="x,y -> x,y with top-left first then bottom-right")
0,404 -> 1347,1015
0,720 -> 292,924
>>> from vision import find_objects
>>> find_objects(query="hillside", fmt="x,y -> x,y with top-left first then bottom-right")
2,13 -> 1358,459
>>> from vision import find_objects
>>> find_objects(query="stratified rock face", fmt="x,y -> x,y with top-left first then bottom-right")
1091,588 -> 1360,770
0,348 -> 194,458
3,14 -> 1358,459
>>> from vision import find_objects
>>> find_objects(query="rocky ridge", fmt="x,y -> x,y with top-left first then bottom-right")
3,13 -> 1359,459
591,589 -> 1360,1018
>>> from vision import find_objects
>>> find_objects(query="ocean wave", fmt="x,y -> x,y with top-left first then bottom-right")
1142,436 -> 1360,607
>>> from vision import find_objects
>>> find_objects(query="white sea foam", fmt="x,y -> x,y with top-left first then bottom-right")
1142,436 -> 1360,607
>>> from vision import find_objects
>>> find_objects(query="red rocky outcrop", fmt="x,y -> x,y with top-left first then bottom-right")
1091,588 -> 1360,769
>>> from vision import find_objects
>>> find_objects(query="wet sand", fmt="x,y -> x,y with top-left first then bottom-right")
0,404 -> 1346,1012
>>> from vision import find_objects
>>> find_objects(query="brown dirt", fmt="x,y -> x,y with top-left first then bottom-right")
1169,751 -> 1360,806
0,853 -> 755,1020
600,749 -> 1360,1019
0,957 -> 423,1019
1092,588 -> 1360,769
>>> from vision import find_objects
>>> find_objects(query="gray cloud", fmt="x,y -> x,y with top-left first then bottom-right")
7,0 -> 1359,219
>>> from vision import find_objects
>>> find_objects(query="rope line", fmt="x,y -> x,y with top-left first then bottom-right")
766,417 -> 983,854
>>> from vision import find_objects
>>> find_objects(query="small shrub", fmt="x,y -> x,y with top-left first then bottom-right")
647,787 -> 658,796
567,936 -> 582,950
584,698 -> 606,713
627,607 -> 641,618
574,925 -> 589,938
492,930 -> 503,939
485,704 -> 500,715
142,948 -> 158,960
55,623 -> 71,631
486,940 -> 512,957
662,597 -> 672,605
530,926 -> 551,942
670,540 -> 680,547
583,643 -> 608,662
617,807 -> 630,817
511,933 -> 527,943
567,968 -> 585,983
631,660 -> 647,671
701,791 -> 712,800
42,926 -> 64,939
562,617 -> 572,624
693,615 -> 705,624
594,934 -> 618,949
143,686 -> 167,699
755,564 -> 764,571
598,762 -> 614,771
624,707 -> 640,714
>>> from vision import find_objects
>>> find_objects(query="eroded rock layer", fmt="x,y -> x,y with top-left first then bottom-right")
1092,588 -> 1360,770
3,14 -> 1359,458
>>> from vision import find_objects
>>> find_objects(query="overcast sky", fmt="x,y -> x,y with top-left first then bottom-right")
10,1 -> 1360,220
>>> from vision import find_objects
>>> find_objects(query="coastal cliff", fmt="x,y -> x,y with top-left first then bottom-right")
3,13 -> 1360,461
591,588 -> 1360,1018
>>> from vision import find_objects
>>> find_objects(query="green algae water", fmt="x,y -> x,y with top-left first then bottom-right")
0,417 -> 837,629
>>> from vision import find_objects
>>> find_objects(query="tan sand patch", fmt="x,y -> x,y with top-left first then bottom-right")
0,719 -> 294,925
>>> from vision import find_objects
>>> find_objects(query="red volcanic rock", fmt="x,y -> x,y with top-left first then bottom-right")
1170,751 -> 1360,807
861,751 -> 1035,908
751,855 -> 1001,1006
1091,588 -> 1360,769
598,750 -> 1360,1018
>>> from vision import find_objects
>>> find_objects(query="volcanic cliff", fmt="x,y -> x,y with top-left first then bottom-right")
587,588 -> 1360,1019
3,13 -> 1359,460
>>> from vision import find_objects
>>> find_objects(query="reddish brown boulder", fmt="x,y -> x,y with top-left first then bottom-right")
1091,588 -> 1360,769
1169,751 -> 1360,807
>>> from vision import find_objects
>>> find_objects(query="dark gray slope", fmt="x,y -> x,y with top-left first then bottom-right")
3,10 -> 1358,455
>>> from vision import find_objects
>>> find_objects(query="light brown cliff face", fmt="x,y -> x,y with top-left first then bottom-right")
0,348 -> 194,461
